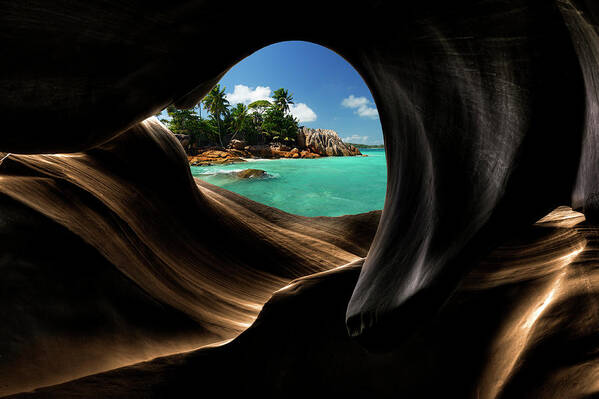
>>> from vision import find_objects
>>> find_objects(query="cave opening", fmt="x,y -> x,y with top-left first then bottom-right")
157,41 -> 387,218
5,1 -> 599,396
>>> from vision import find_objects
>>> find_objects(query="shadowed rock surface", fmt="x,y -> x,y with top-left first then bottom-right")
2,0 -> 599,397
9,209 -> 599,398
0,120 -> 380,396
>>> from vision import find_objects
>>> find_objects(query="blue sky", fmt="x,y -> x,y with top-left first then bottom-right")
175,41 -> 383,145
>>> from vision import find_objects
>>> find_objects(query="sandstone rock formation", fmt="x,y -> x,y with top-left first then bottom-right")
0,120 -> 380,396
8,208 -> 597,399
297,127 -> 362,156
3,0 -> 599,397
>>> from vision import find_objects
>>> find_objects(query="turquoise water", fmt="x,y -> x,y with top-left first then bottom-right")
190,149 -> 387,217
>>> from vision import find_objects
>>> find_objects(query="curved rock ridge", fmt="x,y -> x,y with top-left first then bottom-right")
2,0 -> 599,397
297,127 -> 362,156
0,118 -> 380,396
10,209 -> 599,399
4,1 -> 595,348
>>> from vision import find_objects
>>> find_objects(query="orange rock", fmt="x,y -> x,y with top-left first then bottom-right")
300,150 -> 320,159
189,149 -> 247,166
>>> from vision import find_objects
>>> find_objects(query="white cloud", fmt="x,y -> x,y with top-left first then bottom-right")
341,95 -> 369,109
343,134 -> 370,144
226,84 -> 272,105
356,106 -> 379,118
341,95 -> 378,119
289,103 -> 317,123
226,84 -> 317,123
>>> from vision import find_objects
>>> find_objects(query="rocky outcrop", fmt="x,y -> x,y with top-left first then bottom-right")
228,139 -> 247,151
186,130 -> 361,164
300,150 -> 320,159
240,144 -> 320,159
187,143 -> 322,166
236,169 -> 267,178
188,149 -> 246,166
297,128 -> 362,157
244,144 -> 277,158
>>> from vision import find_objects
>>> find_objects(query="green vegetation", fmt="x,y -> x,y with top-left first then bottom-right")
201,84 -> 230,147
159,84 -> 300,150
347,143 -> 384,149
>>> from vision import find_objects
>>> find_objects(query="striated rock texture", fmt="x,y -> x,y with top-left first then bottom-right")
9,208 -> 599,399
0,119 -> 380,396
2,0 -> 599,397
297,127 -> 362,156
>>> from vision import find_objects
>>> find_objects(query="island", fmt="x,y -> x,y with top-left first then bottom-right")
159,85 -> 363,166
185,127 -> 363,166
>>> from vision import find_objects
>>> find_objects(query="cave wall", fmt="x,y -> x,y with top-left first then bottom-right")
1,0 -> 599,393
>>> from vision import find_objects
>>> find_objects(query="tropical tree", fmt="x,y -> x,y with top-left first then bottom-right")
262,106 -> 299,143
159,86 -> 301,148
248,99 -> 272,123
195,117 -> 218,146
272,88 -> 294,113
246,100 -> 270,143
160,106 -> 194,134
248,99 -> 272,112
230,103 -> 251,141
202,84 -> 230,147
160,105 -> 216,150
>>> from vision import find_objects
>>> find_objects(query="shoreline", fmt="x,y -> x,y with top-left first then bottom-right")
180,128 -> 366,167
188,145 -> 366,167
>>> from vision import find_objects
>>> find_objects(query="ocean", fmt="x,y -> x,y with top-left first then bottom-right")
190,148 -> 387,217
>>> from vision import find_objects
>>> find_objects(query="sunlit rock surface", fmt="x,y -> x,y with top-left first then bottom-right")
297,127 -> 362,156
2,0 -> 599,397
8,207 -> 599,398
0,120 -> 379,396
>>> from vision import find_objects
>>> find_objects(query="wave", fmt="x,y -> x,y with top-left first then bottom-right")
194,168 -> 279,180
193,168 -> 246,175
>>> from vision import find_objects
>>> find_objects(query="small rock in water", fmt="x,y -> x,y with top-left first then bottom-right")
236,169 -> 267,179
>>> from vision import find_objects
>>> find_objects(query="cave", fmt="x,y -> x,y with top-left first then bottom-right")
180,41 -> 387,217
2,0 -> 599,397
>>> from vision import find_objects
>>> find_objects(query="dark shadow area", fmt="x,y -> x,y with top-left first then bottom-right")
2,0 -> 599,397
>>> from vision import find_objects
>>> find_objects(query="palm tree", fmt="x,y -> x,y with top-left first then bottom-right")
248,100 -> 272,143
248,99 -> 272,114
230,103 -> 249,141
202,84 -> 230,147
272,88 -> 294,113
